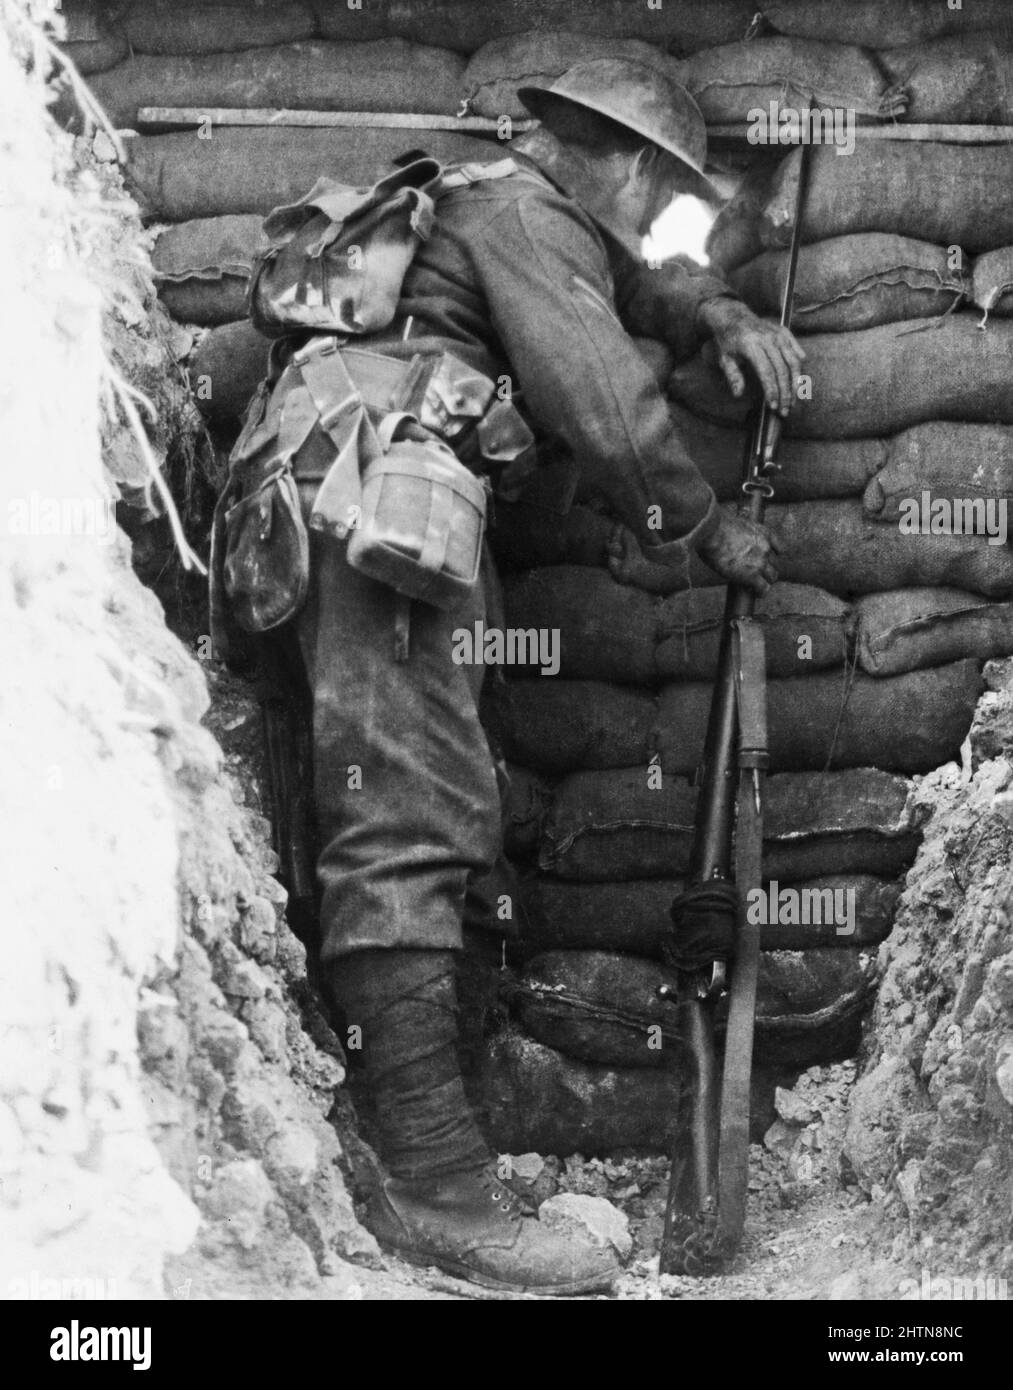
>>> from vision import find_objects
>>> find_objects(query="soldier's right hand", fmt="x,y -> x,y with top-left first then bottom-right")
698,512 -> 781,595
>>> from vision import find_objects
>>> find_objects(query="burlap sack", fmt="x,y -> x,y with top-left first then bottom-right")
536,766 -> 920,883
673,37 -> 903,122
514,948 -> 876,1070
729,234 -> 967,334
124,3 -> 316,55
519,874 -> 902,955
492,661 -> 982,774
667,403 -> 886,502
58,32 -> 128,75
972,248 -> 1013,320
863,422 -> 1013,522
768,500 -> 1013,598
762,143 -> 1013,254
879,34 -> 1013,123
343,0 -> 757,57
474,1025 -> 781,1157
90,40 -> 467,128
667,319 -> 1013,440
855,588 -> 1013,678
152,214 -> 262,326
124,127 -> 495,220
189,320 -> 269,424
500,569 -> 850,682
462,32 -> 682,118
759,0 -> 1013,47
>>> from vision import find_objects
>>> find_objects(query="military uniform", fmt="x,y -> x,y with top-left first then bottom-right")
299,126 -> 737,968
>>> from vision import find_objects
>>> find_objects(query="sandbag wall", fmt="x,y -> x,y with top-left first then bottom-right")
67,1 -> 1013,1158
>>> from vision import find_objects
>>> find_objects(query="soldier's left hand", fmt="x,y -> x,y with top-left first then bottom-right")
700,299 -> 806,417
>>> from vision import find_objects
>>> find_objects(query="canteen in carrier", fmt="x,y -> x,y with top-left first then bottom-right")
345,428 -> 488,611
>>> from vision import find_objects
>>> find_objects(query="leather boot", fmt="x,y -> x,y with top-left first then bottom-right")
331,949 -> 621,1294
368,1161 -> 620,1295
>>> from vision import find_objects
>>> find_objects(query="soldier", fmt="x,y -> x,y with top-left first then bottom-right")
295,60 -> 802,1294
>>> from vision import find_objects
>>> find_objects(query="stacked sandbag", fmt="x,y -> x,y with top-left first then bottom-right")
501,570 -> 851,682
758,0 -> 1013,47
672,37 -> 908,122
489,662 -> 983,774
727,235 -> 967,334
89,40 -> 468,128
972,249 -> 1013,320
474,1024 -> 784,1157
123,127 -> 497,222
514,767 -> 922,883
510,949 -> 877,1070
151,215 -> 262,326
56,1 -> 128,75
123,4 -> 318,55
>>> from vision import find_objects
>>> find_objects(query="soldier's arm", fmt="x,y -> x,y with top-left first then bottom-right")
474,193 -> 720,567
612,248 -> 736,362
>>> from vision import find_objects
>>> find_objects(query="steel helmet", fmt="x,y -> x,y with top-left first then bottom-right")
518,57 -> 719,201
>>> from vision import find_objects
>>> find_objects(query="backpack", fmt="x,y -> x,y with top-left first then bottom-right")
246,154 -> 519,339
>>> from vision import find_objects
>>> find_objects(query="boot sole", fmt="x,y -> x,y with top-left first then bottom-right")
383,1240 -> 617,1297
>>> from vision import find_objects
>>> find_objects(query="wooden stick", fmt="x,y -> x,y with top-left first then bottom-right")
137,107 -> 535,133
706,122 -> 1013,143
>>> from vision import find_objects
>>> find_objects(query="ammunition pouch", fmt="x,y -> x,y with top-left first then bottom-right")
211,336 -> 531,645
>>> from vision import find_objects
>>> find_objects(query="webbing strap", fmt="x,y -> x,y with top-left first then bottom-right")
713,617 -> 768,1260
297,348 -> 376,539
437,157 -> 518,193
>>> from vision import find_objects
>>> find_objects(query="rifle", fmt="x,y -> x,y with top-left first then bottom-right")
658,142 -> 812,1275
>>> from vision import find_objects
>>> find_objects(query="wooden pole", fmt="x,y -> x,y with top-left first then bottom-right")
136,107 -> 536,133
705,122 -> 1013,144
134,109 -> 1013,144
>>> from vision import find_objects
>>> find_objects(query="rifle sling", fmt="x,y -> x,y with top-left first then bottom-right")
714,616 -> 768,1259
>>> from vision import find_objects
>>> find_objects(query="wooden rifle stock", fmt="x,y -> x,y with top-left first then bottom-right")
659,143 -> 811,1275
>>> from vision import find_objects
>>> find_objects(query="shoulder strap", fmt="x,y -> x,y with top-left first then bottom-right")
436,157 -> 522,196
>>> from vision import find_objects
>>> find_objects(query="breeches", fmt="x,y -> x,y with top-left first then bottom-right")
296,532 -> 502,961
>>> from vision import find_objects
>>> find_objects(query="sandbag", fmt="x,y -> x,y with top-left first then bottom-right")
673,38 -> 904,123
728,234 -> 967,334
340,1 -> 757,56
972,248 -> 1013,319
706,157 -> 783,275
863,422 -> 1013,522
761,143 -> 1013,254
514,948 -> 876,1070
503,765 -> 555,860
536,766 -> 920,883
124,3 -> 316,54
123,125 -> 496,220
151,214 -> 262,326
768,500 -> 1013,599
462,32 -> 682,119
667,319 -> 1013,440
57,31 -> 129,75
879,35 -> 1013,124
500,570 -> 850,683
189,320 -> 269,424
855,588 -> 1013,678
90,40 -> 467,128
474,1025 -> 780,1157
519,874 -> 902,955
665,403 -> 886,502
489,496 -> 715,591
759,0 -> 1013,47
493,661 -> 983,776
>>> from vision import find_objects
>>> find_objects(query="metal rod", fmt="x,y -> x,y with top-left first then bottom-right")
706,121 -> 1013,144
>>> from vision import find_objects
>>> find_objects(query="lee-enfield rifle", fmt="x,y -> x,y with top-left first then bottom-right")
658,142 -> 812,1275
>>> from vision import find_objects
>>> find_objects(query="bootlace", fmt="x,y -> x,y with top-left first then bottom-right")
479,1166 -> 524,1221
